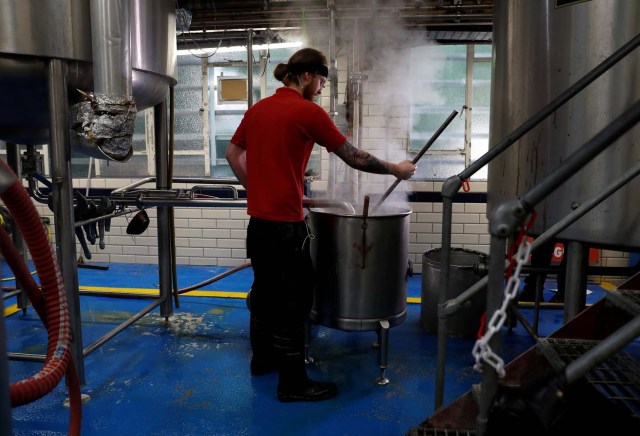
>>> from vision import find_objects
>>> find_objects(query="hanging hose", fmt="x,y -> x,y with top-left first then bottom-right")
0,160 -> 81,434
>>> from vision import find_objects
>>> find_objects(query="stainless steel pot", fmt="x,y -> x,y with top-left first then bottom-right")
308,204 -> 411,331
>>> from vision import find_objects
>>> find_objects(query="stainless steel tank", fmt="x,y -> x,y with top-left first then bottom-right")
309,205 -> 411,331
487,0 -> 640,248
0,0 -> 176,147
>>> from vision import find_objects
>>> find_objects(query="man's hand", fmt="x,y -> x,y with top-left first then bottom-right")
391,160 -> 416,180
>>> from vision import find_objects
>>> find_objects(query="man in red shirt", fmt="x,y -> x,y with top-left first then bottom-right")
227,47 -> 415,402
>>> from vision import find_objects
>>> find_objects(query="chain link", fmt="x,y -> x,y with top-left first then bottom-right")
472,231 -> 533,378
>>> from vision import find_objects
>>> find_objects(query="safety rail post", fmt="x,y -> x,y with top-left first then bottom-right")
48,58 -> 85,385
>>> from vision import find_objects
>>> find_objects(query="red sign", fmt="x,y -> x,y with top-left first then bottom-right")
551,243 -> 600,264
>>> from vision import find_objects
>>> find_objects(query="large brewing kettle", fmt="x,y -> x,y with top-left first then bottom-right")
307,200 -> 411,331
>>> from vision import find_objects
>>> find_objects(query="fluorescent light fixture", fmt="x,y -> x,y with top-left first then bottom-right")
177,41 -> 302,56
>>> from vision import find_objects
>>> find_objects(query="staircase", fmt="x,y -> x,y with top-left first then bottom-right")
408,288 -> 640,435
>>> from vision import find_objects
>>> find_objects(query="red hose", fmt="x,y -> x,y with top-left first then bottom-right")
2,179 -> 70,405
0,227 -> 45,318
1,160 -> 81,433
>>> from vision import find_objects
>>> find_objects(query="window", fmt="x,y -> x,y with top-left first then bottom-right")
410,44 -> 492,180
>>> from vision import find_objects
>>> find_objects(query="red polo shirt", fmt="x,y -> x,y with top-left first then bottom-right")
231,87 -> 346,221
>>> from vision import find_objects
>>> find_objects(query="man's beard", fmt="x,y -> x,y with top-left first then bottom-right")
302,86 -> 318,102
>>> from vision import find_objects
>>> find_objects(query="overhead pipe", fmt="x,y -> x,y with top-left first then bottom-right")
70,0 -> 137,162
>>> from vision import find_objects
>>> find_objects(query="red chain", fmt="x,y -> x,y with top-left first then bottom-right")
505,209 -> 537,280
461,178 -> 470,192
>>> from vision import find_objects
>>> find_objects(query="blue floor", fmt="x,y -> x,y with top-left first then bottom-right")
2,262 -> 609,435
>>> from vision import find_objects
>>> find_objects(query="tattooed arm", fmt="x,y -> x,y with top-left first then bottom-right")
333,140 -> 416,180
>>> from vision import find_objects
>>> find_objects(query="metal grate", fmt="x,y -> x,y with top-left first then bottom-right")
544,338 -> 640,420
617,289 -> 640,310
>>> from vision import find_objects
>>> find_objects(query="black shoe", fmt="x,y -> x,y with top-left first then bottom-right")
277,379 -> 338,402
250,358 -> 277,376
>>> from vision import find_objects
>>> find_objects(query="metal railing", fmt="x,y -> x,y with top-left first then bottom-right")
428,31 -> 640,436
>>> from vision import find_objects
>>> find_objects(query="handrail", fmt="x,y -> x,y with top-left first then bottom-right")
110,177 -> 240,195
433,31 -> 640,411
475,99 -> 640,435
440,160 -> 640,320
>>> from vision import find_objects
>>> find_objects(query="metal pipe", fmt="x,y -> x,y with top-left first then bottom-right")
187,9 -> 493,25
47,58 -> 85,385
133,198 -> 247,208
2,290 -> 21,300
434,193 -> 454,410
350,19 -> 362,204
0,297 -> 12,435
189,185 -> 238,200
563,241 -> 588,322
6,353 -> 45,363
111,177 -> 240,195
5,143 -> 30,312
72,0 -> 136,161
375,320 -> 390,386
476,234 -> 509,436
168,85 -> 180,309
90,0 -> 132,97
328,0 -> 338,121
247,29 -> 254,108
178,263 -> 251,294
154,99 -> 174,318
83,297 -> 165,356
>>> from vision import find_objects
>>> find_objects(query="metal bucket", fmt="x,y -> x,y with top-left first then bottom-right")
308,204 -> 411,331
421,247 -> 488,339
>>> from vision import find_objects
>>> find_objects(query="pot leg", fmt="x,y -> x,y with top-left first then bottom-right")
375,320 -> 390,386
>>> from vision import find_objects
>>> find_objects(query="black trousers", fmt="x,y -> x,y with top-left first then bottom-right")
247,216 -> 315,330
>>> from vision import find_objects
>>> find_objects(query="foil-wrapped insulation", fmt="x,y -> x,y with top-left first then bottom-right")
70,93 -> 137,162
